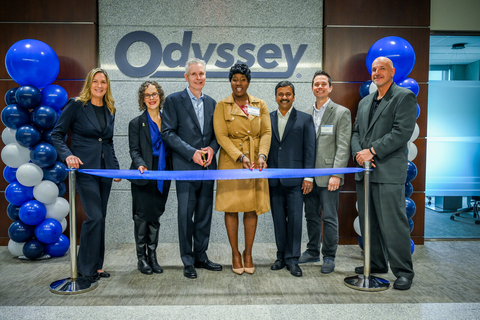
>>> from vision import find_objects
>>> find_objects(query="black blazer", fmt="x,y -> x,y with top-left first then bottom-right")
267,107 -> 316,187
161,89 -> 219,171
51,98 -> 119,170
128,111 -> 172,186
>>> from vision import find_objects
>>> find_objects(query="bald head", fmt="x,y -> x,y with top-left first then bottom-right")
371,56 -> 395,90
373,56 -> 394,69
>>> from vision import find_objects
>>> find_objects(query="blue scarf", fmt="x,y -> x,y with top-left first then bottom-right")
147,112 -> 167,193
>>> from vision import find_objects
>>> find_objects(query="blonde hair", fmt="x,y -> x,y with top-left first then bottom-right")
77,68 -> 116,114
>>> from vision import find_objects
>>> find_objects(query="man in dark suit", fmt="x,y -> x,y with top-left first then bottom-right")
299,70 -> 351,274
351,57 -> 416,290
161,58 -> 222,279
267,81 -> 316,277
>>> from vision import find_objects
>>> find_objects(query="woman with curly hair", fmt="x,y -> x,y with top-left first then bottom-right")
128,81 -> 171,275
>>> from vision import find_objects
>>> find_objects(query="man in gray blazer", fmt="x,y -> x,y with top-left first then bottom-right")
299,70 -> 352,274
351,57 -> 416,290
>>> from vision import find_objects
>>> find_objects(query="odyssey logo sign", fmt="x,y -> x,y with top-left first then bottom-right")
114,31 -> 308,78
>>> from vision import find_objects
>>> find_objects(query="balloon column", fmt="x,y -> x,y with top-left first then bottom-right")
3,39 -> 70,259
355,36 -> 419,254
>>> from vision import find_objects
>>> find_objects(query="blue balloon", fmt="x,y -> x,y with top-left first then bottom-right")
5,39 -> 60,88
410,239 -> 415,254
15,85 -> 42,109
41,85 -> 68,111
35,218 -> 62,244
358,236 -> 364,250
30,143 -> 58,168
23,238 -> 46,259
5,182 -> 34,206
406,161 -> 417,183
15,125 -> 41,148
3,166 -> 18,183
57,182 -> 66,197
359,80 -> 373,98
416,104 -> 420,119
366,36 -> 416,83
7,204 -> 21,221
8,220 -> 35,243
46,234 -> 70,257
31,105 -> 57,130
405,197 -> 417,219
408,218 -> 414,233
43,161 -> 68,184
41,128 -> 54,144
1,104 -> 31,129
5,87 -> 18,105
405,182 -> 413,198
397,78 -> 419,96
19,200 -> 47,226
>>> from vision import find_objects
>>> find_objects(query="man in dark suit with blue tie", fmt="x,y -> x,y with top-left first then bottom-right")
161,58 -> 222,279
267,81 -> 316,277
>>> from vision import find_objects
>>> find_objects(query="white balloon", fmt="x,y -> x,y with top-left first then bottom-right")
33,181 -> 59,204
1,142 -> 31,168
45,197 -> 70,221
16,163 -> 44,187
8,239 -> 25,257
409,123 -> 419,143
369,82 -> 377,94
354,216 -> 362,236
2,127 -> 17,145
355,201 -> 358,212
61,218 -> 67,233
408,142 -> 418,161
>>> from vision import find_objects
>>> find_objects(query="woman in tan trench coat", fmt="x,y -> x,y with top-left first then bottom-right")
213,63 -> 271,275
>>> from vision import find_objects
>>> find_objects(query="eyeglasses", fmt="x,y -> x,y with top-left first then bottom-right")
144,93 -> 159,99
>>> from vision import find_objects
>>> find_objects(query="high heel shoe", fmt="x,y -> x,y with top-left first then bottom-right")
232,252 -> 244,275
243,250 -> 255,274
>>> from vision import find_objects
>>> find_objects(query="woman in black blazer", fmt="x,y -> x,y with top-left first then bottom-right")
52,68 -> 120,280
128,81 -> 171,275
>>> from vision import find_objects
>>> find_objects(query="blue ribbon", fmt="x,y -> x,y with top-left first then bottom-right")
78,167 -> 363,181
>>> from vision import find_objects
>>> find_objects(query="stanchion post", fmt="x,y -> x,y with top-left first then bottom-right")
344,161 -> 390,291
49,168 -> 98,294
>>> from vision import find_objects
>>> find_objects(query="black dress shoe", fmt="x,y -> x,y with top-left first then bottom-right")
183,265 -> 197,279
286,264 -> 303,277
271,259 -> 286,270
138,259 -> 153,275
393,276 -> 412,290
194,259 -> 223,271
97,271 -> 111,278
355,266 -> 388,274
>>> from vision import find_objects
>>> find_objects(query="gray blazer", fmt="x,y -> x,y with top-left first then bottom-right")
311,100 -> 352,187
351,83 -> 417,184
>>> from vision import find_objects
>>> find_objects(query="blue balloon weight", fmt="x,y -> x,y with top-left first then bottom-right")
31,105 -> 57,130
405,182 -> 413,198
41,128 -> 53,144
359,80 -> 373,98
405,197 -> 417,219
406,161 -> 417,183
7,204 -> 21,221
43,161 -> 68,184
1,104 -> 31,129
19,200 -> 47,226
408,218 -> 414,233
8,220 -> 35,243
23,238 -> 46,259
5,39 -> 60,88
358,236 -> 364,250
35,218 -> 62,244
5,87 -> 18,105
5,182 -> 34,206
41,85 -> 68,111
416,104 -> 420,119
46,234 -> 70,257
3,166 -> 18,183
366,36 -> 416,83
57,182 -> 66,197
15,85 -> 42,109
410,239 -> 415,254
397,78 -> 419,96
30,142 -> 58,168
15,125 -> 41,148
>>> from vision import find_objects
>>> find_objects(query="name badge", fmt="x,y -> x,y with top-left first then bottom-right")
247,106 -> 260,116
321,125 -> 333,135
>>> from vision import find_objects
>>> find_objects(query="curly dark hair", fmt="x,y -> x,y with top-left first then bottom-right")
229,62 -> 251,82
137,81 -> 165,111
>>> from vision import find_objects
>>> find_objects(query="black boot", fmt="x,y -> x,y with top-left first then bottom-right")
134,216 -> 153,275
147,221 -> 163,274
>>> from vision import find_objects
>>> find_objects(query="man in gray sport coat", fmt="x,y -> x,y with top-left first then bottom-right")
299,70 -> 352,274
